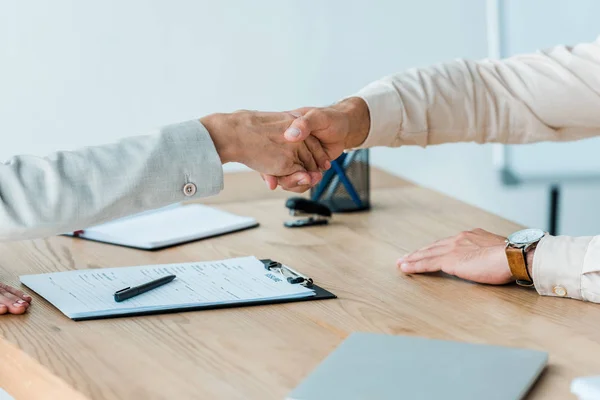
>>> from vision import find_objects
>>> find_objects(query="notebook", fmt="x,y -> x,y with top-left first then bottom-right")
288,332 -> 548,400
65,203 -> 258,250
20,256 -> 335,321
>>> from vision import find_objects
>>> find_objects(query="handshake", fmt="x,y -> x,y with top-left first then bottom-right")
201,97 -> 370,193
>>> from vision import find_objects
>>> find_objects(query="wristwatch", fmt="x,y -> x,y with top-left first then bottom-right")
505,228 -> 546,287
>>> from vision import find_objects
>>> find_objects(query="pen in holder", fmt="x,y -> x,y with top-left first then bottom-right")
310,149 -> 370,212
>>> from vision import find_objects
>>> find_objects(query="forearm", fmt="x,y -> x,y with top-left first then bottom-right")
0,120 -> 223,241
350,38 -> 600,148
201,113 -> 239,164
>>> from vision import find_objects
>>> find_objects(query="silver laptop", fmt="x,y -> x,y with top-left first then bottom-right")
288,332 -> 548,400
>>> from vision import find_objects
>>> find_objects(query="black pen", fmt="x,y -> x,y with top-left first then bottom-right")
114,275 -> 176,302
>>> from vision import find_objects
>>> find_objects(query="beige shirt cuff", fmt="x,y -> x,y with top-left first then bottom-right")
533,235 -> 600,303
352,80 -> 405,148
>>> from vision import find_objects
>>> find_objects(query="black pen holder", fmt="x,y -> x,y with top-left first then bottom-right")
310,149 -> 370,213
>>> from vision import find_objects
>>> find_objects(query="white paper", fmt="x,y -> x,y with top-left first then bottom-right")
67,204 -> 257,249
572,376 -> 600,400
0,389 -> 15,400
20,257 -> 315,319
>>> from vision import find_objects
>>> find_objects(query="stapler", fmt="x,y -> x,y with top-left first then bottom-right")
284,197 -> 332,228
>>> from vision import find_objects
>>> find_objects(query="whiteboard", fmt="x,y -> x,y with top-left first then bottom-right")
493,0 -> 600,184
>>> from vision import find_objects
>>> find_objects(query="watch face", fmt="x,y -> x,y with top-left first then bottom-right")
508,228 -> 545,245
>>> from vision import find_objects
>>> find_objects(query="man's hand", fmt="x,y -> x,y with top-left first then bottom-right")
0,282 -> 32,315
201,110 -> 329,190
397,229 -> 516,285
262,97 -> 371,191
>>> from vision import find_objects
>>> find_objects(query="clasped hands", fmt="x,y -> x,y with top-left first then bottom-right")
201,97 -> 371,193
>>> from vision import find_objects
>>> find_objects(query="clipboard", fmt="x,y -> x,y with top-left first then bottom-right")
21,258 -> 337,321
73,259 -> 336,321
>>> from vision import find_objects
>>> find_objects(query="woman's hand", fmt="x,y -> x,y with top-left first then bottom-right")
397,229 -> 514,285
200,110 -> 331,187
0,282 -> 32,315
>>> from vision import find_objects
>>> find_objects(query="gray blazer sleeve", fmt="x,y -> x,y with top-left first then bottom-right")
0,120 -> 224,241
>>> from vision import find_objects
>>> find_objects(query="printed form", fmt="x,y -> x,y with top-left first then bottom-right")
20,256 -> 315,319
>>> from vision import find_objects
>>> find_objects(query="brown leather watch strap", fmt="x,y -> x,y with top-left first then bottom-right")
505,245 -> 533,286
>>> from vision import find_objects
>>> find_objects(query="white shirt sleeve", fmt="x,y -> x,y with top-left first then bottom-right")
353,37 -> 600,148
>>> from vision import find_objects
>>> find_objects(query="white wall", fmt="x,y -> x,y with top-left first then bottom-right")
0,1 -> 597,234
0,0 -> 486,155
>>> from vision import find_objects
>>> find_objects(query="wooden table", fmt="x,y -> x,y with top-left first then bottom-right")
1,169 -> 599,400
